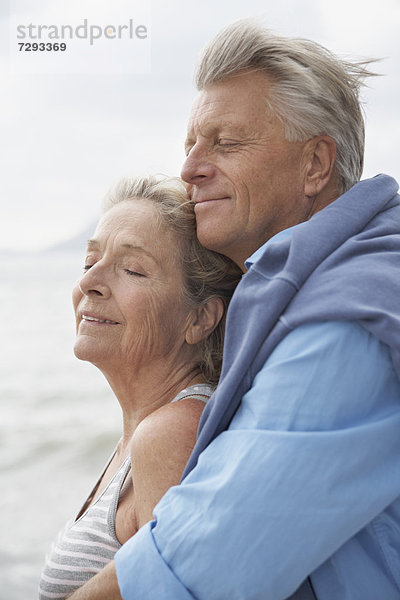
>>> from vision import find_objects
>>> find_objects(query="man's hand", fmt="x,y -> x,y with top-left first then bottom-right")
67,561 -> 122,600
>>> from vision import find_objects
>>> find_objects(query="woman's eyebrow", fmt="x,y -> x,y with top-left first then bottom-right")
120,243 -> 158,263
85,240 -> 160,266
86,239 -> 156,259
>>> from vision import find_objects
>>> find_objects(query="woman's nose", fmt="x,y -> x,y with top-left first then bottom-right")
78,264 -> 111,299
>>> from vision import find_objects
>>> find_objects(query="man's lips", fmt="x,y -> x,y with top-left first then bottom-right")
194,196 -> 230,204
81,313 -> 120,325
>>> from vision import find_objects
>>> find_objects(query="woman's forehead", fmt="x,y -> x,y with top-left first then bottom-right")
98,200 -> 161,239
92,200 -> 182,266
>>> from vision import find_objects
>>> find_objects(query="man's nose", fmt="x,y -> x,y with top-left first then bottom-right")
181,147 -> 217,185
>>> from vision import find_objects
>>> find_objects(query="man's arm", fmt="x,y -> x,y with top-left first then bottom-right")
74,322 -> 400,599
67,561 -> 121,600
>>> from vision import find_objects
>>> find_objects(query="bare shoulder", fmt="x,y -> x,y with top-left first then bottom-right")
129,397 -> 207,528
131,396 -> 205,458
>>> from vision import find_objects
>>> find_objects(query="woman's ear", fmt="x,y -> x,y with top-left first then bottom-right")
185,297 -> 225,346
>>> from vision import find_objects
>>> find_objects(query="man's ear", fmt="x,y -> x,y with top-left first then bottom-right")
185,297 -> 225,346
304,135 -> 337,197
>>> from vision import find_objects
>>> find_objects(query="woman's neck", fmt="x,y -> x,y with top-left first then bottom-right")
103,359 -> 205,444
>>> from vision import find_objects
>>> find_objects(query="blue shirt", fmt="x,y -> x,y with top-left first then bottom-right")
115,225 -> 400,598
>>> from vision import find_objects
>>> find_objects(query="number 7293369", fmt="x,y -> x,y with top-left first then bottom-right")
18,42 -> 67,51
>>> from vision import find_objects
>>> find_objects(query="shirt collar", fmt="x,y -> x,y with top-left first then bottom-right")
245,222 -> 304,270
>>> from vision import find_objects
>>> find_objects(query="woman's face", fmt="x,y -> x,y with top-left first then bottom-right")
72,199 -> 195,374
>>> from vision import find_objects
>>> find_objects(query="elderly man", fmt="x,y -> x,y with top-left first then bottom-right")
69,20 -> 400,600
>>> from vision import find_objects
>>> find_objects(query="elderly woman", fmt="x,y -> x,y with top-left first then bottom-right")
38,176 -> 241,599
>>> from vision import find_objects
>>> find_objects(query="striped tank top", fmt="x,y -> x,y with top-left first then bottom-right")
38,384 -> 213,600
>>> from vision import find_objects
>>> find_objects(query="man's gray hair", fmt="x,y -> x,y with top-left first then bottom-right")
195,19 -> 377,193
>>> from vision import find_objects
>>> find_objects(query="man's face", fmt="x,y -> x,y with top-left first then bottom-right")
181,71 -> 312,269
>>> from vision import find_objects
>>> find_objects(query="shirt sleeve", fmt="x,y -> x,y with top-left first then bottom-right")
115,321 -> 400,599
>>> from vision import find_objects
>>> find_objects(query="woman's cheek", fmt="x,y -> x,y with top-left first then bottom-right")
72,281 -> 83,331
122,291 -> 164,365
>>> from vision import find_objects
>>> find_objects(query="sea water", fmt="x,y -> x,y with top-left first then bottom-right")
0,253 -> 120,599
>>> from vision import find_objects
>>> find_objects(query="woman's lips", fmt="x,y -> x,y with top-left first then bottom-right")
81,314 -> 120,325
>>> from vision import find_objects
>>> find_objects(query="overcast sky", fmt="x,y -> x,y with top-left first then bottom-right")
1,0 -> 399,253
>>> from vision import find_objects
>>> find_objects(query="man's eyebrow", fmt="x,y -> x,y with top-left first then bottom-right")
185,122 -> 248,147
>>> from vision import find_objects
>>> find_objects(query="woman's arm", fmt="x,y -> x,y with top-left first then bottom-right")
129,397 -> 205,528
68,397 -> 205,599
67,561 -> 121,600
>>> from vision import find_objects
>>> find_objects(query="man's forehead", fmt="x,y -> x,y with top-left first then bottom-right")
188,89 -> 245,130
189,88 -> 231,117
185,86 -> 269,141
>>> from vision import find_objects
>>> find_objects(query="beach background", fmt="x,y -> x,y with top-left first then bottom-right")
0,252 -> 120,598
1,0 -> 400,597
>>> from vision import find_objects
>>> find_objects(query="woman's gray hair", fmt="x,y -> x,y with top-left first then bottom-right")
103,175 -> 242,386
195,19 -> 378,193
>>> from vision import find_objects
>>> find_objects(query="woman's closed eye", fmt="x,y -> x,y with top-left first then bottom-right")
81,263 -> 147,277
124,269 -> 146,277
83,253 -> 99,271
217,138 -> 240,148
